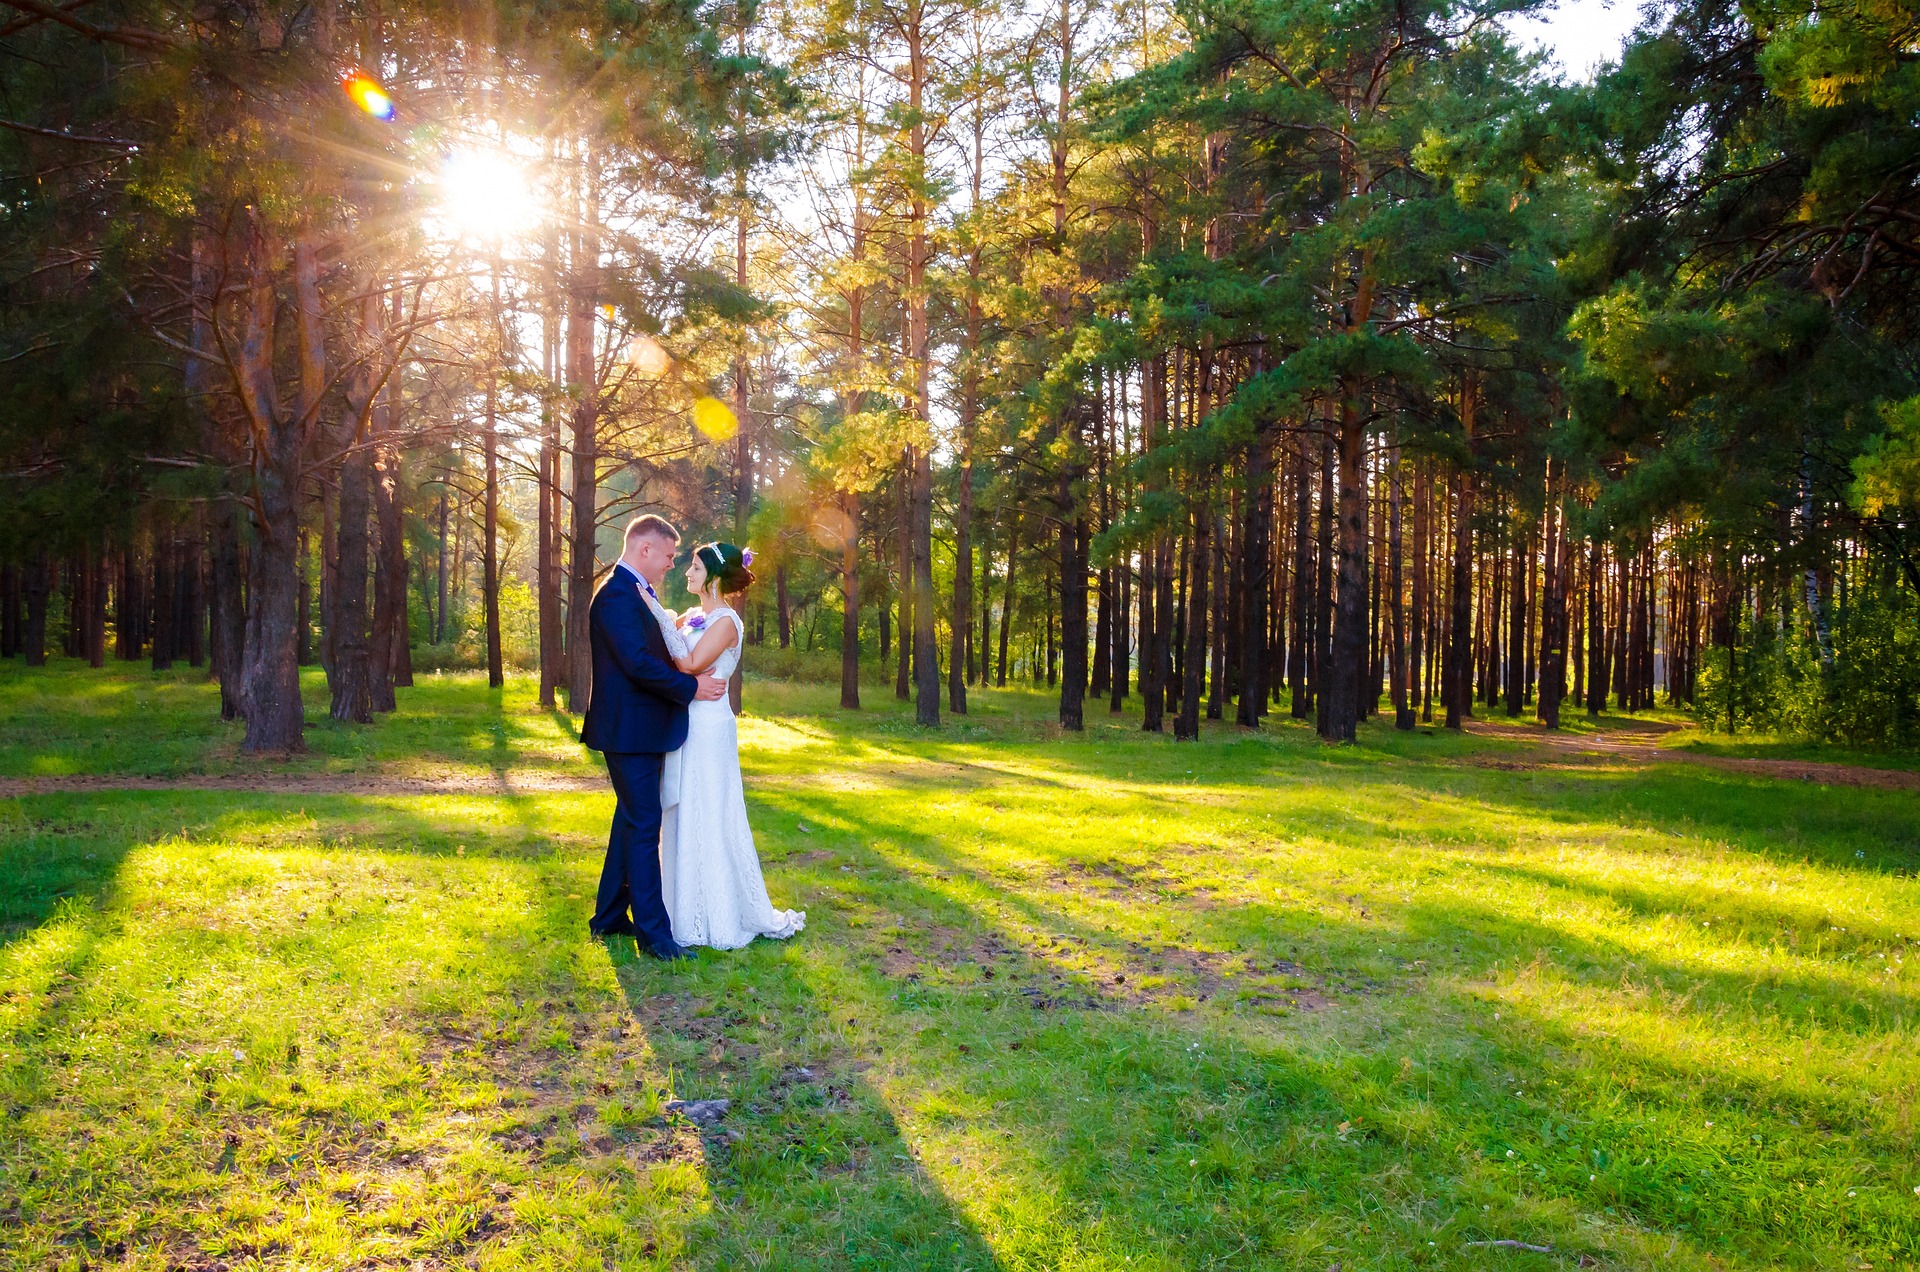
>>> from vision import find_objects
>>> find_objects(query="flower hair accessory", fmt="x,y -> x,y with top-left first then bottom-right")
741,548 -> 755,567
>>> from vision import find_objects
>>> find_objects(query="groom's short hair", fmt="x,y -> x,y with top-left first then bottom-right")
624,514 -> 680,546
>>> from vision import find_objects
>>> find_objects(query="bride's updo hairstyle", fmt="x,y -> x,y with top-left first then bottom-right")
696,541 -> 756,595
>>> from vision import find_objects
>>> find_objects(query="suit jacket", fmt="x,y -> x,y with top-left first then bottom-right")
580,566 -> 699,754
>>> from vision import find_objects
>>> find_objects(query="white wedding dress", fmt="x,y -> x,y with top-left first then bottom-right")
653,604 -> 805,950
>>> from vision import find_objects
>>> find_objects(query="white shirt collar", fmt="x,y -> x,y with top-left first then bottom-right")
616,560 -> 659,601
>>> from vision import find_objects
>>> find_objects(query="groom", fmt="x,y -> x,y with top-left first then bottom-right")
582,514 -> 728,959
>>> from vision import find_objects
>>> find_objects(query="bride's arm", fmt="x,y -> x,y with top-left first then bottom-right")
676,613 -> 739,675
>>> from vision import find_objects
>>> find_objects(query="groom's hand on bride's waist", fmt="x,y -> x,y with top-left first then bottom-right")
694,673 -> 729,701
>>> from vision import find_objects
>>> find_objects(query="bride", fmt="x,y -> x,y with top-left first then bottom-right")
654,541 -> 805,951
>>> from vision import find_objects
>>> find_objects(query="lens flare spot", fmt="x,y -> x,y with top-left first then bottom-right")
692,396 -> 739,442
808,505 -> 854,550
626,334 -> 672,378
343,71 -> 395,121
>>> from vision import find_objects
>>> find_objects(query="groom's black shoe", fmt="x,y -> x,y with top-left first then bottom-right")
648,941 -> 694,962
591,922 -> 637,938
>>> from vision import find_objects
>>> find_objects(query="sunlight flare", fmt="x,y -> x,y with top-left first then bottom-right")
435,148 -> 540,242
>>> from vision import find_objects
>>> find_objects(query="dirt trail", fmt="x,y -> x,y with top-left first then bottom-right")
1463,718 -> 1920,793
0,770 -> 607,799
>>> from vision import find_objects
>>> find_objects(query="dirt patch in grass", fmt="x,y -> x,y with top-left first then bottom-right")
0,770 -> 606,797
867,919 -> 1343,1014
1463,719 -> 1920,793
1060,858 -> 1221,908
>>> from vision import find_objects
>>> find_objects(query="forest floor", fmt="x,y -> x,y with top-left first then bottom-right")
1,661 -> 1916,1271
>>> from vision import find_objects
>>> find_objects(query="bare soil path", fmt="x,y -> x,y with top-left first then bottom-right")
0,769 -> 607,799
1463,717 -> 1920,793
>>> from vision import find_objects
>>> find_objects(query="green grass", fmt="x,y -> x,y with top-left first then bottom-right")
2,659 -> 1917,1270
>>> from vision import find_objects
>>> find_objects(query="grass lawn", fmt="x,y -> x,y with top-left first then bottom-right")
1,660 -> 1916,1270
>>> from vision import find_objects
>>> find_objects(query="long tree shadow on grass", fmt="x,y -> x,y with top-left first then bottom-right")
604,941 -> 1008,1270
0,791 -> 212,949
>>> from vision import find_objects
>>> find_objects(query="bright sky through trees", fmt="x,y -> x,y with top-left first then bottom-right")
1505,0 -> 1647,77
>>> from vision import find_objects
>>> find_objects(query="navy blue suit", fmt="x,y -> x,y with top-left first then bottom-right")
581,564 -> 698,951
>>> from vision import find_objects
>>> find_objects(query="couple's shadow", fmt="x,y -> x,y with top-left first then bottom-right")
600,938 -> 1004,1269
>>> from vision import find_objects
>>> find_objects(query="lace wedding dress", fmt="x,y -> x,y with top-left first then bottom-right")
655,604 -> 805,950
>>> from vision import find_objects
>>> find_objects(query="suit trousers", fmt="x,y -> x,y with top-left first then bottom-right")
591,751 -> 676,953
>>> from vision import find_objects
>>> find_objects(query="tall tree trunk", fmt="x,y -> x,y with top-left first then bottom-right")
1324,386 -> 1368,743
233,220 -> 308,752
903,9 -> 940,729
1141,357 -> 1168,732
1289,440 -> 1311,717
152,528 -> 176,671
183,523 -> 204,669
912,445 -> 940,726
730,23 -> 755,717
23,556 -> 49,666
1445,469 -> 1474,731
84,550 -> 106,667
436,485 -> 451,646
1091,565 -> 1111,700
1585,536 -> 1607,714
839,493 -> 860,709
1175,492 -> 1211,740
370,297 -> 403,711
1237,425 -> 1272,727
0,560 -> 18,658
1206,507 -> 1226,720
327,281 -> 378,725
896,461 -> 912,700
1505,519 -> 1526,717
775,566 -> 792,648
330,443 -> 375,723
115,549 -> 138,661
537,423 -> 561,705
1538,462 -> 1567,728
979,526 -> 993,688
537,213 -> 562,708
565,154 -> 602,714
1112,539 -> 1131,711
1390,448 -> 1412,729
950,456 -> 972,714
481,268 -> 504,691
998,519 -> 1017,686
1059,482 -> 1088,731
1313,425 -> 1335,734
1047,0 -> 1083,732
951,170 -> 982,711
1612,549 -> 1630,712
296,529 -> 312,666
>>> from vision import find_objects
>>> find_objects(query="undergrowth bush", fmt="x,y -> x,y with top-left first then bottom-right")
1696,577 -> 1920,749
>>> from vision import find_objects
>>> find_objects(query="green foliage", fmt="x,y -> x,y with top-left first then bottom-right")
1698,576 -> 1920,750
1852,396 -> 1920,517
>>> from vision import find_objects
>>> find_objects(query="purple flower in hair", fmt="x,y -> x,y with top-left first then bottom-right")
741,548 -> 755,567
